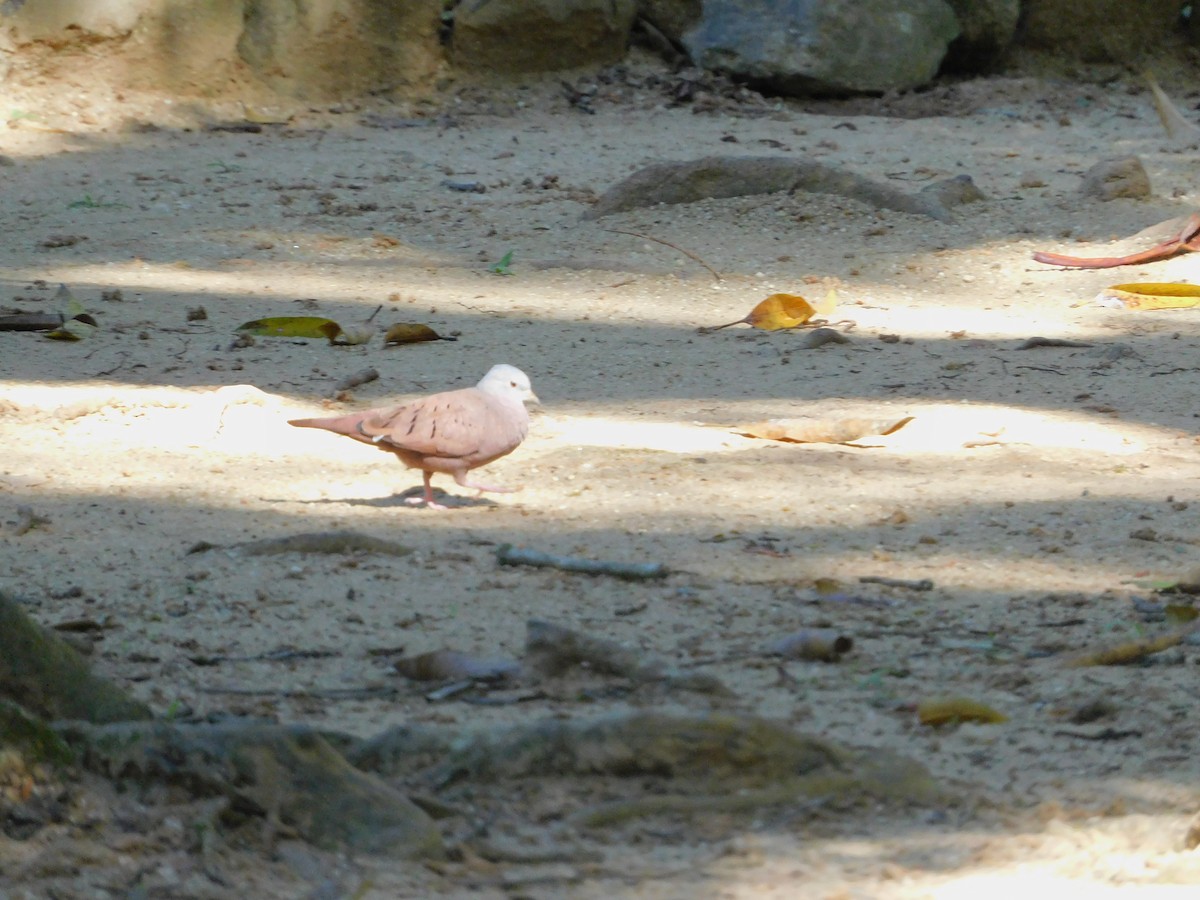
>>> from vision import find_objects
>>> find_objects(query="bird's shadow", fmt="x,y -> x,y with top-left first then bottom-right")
275,488 -> 499,510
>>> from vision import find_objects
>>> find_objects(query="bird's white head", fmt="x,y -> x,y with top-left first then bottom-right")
478,364 -> 539,404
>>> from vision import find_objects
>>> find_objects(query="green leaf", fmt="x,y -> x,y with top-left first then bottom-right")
489,250 -> 514,275
236,316 -> 344,341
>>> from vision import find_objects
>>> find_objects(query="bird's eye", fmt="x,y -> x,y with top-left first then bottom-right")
510,381 -> 517,387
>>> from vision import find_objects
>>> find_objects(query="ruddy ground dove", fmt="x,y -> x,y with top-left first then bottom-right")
289,364 -> 538,509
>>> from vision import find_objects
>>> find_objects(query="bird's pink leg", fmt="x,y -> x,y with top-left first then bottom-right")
404,471 -> 448,510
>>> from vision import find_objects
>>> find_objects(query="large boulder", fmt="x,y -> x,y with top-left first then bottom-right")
452,0 -> 638,74
680,0 -> 960,96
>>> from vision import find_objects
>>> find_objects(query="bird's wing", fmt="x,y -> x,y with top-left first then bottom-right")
360,388 -> 525,462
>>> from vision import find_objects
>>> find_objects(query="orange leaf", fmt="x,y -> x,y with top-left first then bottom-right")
746,293 -> 816,330
703,292 -> 818,333
1099,282 -> 1200,310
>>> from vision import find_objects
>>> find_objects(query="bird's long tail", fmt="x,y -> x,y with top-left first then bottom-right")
288,415 -> 372,441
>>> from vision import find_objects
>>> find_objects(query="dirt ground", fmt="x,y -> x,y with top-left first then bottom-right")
3,48 -> 1200,897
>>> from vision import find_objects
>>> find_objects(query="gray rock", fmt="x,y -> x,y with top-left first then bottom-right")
1079,157 -> 1152,201
453,0 -> 637,74
681,0 -> 960,96
942,0 -> 1019,72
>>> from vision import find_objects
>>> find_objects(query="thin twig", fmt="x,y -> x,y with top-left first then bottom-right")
606,228 -> 722,281
858,576 -> 934,591
91,352 -> 129,377
198,685 -> 398,700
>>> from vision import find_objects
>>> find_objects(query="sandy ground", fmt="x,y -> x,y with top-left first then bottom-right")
3,55 -> 1200,897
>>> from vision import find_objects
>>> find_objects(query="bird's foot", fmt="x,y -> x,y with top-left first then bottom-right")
404,494 -> 449,511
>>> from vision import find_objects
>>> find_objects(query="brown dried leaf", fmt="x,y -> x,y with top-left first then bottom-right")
383,323 -> 455,346
733,416 -> 914,444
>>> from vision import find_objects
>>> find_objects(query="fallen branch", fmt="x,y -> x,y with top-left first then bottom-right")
1145,70 -> 1200,146
583,156 -> 982,222
0,312 -> 67,331
189,530 -> 413,557
1033,213 -> 1200,269
858,576 -> 934,591
1014,337 -> 1094,350
497,544 -> 668,580
331,367 -> 379,396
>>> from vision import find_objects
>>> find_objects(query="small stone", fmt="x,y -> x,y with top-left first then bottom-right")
1079,156 -> 1151,201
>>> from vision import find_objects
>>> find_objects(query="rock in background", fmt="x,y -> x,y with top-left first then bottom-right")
0,0 -> 444,101
0,0 -> 1192,115
452,0 -> 638,74
679,0 -> 960,95
1019,0 -> 1185,63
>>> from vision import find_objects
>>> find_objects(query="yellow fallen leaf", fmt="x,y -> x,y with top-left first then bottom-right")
703,293 -> 817,332
1098,282 -> 1200,310
733,416 -> 914,444
236,316 -> 343,341
917,696 -> 1008,727
746,293 -> 816,330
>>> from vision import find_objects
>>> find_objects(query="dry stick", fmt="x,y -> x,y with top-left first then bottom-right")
605,228 -> 722,282
332,367 -> 379,395
1145,70 -> 1200,144
199,685 -> 398,699
859,576 -> 934,591
92,352 -> 130,377
1014,337 -> 1094,350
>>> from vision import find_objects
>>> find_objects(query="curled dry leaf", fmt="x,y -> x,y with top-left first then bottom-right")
394,649 -> 520,683
766,628 -> 853,662
1095,282 -> 1200,311
917,696 -> 1008,727
44,285 -> 98,341
384,323 -> 456,346
733,416 -> 914,445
